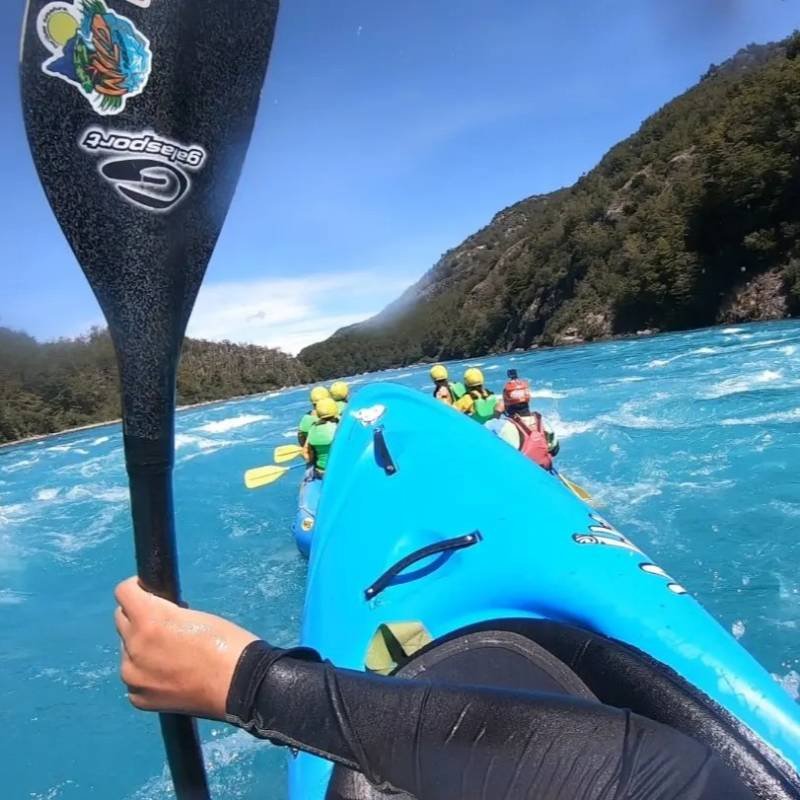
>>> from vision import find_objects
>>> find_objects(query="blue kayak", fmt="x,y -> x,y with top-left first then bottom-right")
289,383 -> 800,799
292,473 -> 321,559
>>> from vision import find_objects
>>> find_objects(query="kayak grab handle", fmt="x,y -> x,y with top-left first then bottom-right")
364,531 -> 483,600
373,427 -> 397,475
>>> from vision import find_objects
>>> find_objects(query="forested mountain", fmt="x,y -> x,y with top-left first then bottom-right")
300,35 -> 800,378
0,327 -> 310,444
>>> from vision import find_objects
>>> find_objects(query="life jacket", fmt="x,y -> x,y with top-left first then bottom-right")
299,410 -> 317,433
468,388 -> 498,425
297,410 -> 318,445
507,413 -> 553,470
433,381 -> 465,404
307,419 -> 338,472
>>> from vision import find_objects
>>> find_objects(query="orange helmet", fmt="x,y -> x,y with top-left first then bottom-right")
503,378 -> 531,407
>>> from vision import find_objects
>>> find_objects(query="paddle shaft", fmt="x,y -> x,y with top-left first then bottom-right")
126,435 -> 209,797
552,468 -> 592,502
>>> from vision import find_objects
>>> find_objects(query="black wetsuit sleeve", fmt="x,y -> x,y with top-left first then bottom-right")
225,641 -> 754,800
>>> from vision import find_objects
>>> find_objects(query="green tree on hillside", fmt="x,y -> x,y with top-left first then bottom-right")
0,327 -> 311,444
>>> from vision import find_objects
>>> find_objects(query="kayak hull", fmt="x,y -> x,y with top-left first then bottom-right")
289,383 -> 800,798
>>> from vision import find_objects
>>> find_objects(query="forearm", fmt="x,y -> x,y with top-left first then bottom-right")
225,641 -> 750,800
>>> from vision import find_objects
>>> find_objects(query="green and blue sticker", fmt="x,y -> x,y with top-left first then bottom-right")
37,0 -> 152,116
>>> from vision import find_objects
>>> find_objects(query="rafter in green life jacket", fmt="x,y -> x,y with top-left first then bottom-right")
430,363 -> 465,405
299,386 -> 331,446
330,381 -> 349,416
468,389 -> 499,424
433,380 -> 466,404
307,419 -> 338,473
462,367 -> 498,424
298,411 -> 317,446
306,396 -> 339,474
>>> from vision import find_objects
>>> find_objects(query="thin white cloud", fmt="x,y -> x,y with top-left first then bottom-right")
186,270 -> 414,355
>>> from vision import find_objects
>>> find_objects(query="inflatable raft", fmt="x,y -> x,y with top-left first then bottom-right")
289,383 -> 800,799
292,473 -> 321,559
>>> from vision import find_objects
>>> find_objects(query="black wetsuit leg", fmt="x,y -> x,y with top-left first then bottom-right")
225,641 -> 754,800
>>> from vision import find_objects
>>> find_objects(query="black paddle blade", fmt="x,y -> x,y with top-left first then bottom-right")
20,0 -> 280,592
20,0 -> 279,442
21,4 -> 280,798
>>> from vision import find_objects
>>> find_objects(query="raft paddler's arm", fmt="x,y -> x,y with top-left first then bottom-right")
225,641 -> 755,800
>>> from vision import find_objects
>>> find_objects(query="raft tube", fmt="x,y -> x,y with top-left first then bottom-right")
292,474 -> 321,559
289,383 -> 800,799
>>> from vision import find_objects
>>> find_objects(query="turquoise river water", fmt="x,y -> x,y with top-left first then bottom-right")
1,319 -> 799,799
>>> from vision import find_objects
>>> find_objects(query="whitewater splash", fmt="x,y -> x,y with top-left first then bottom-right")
700,369 -> 786,400
196,414 -> 271,434
645,345 -> 721,369
0,588 -> 29,605
720,408 -> 800,426
530,388 -> 568,399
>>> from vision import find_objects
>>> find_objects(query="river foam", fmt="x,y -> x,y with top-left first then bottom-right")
197,414 -> 271,434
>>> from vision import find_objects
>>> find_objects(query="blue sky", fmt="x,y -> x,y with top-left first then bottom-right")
3,1 -> 798,354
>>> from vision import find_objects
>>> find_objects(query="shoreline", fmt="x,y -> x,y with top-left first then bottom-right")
0,387 -> 301,452
1,317 -> 790,451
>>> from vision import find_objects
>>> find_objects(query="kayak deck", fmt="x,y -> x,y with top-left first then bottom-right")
289,383 -> 800,798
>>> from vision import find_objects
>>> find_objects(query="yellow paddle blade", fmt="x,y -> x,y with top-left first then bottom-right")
274,444 -> 304,464
559,473 -> 593,503
244,465 -> 290,490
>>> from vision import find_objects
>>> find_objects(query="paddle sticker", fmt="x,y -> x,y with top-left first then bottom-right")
124,0 -> 154,6
36,0 -> 152,116
80,128 -> 208,212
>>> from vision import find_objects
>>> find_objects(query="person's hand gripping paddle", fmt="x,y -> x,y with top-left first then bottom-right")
21,2 -> 281,797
